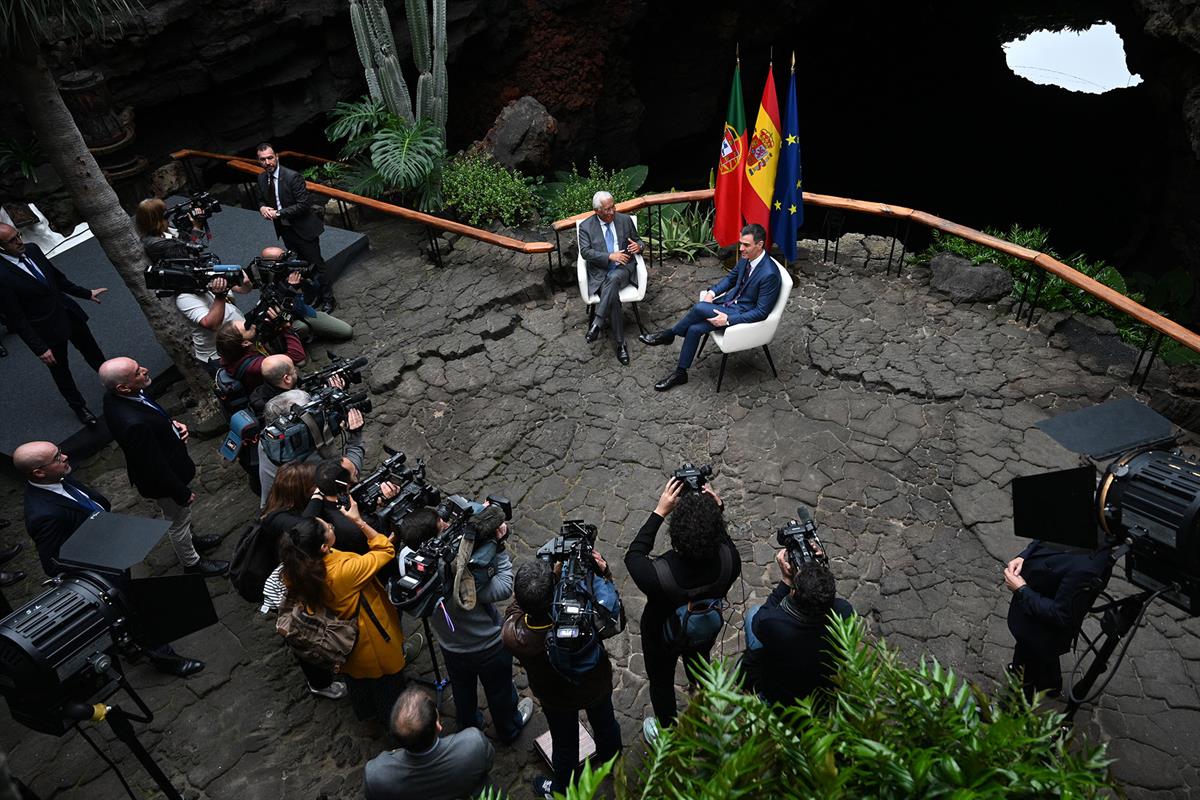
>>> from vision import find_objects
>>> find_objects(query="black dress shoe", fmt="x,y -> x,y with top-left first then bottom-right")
654,370 -> 689,392
0,570 -> 26,588
73,405 -> 98,426
639,330 -> 676,347
0,542 -> 20,566
584,322 -> 602,344
616,342 -> 630,365
192,533 -> 222,553
153,656 -> 205,678
184,558 -> 230,578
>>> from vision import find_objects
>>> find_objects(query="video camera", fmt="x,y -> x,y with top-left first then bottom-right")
674,462 -> 713,492
144,251 -> 245,298
246,250 -> 315,286
244,282 -> 307,339
536,521 -> 624,667
300,352 -> 368,393
388,494 -> 513,617
348,446 -> 442,526
776,506 -> 829,573
166,191 -> 222,234
259,385 -> 373,466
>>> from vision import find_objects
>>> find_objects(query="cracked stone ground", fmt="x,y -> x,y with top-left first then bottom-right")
2,219 -> 1199,798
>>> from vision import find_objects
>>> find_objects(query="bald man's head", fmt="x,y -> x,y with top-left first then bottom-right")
0,223 -> 23,256
13,441 -> 71,483
261,246 -> 286,261
99,357 -> 150,394
261,355 -> 296,389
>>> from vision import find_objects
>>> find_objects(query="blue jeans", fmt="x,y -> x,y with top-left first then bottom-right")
670,302 -> 730,370
544,696 -> 623,792
441,641 -> 522,742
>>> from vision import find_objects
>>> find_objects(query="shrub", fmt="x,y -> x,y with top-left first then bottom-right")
644,200 -> 716,263
441,150 -> 539,227
539,157 -> 647,222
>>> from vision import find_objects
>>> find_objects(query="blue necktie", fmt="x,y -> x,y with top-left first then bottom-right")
136,393 -> 170,418
604,223 -> 618,272
732,262 -> 754,304
20,255 -> 49,286
63,482 -> 102,512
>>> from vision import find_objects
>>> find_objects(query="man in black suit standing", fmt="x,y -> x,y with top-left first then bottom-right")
578,190 -> 644,365
0,223 -> 108,424
12,439 -> 206,676
99,357 -> 228,577
255,143 -> 335,312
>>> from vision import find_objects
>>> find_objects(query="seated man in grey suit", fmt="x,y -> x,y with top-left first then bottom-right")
578,190 -> 644,365
364,685 -> 495,800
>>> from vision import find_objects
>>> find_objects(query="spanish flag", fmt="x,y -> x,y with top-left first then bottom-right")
742,64 -> 781,247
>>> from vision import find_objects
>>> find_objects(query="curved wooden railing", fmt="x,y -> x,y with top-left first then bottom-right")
170,149 -> 555,256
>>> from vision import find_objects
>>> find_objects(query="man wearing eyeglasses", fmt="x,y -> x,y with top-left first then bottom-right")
0,223 -> 109,425
254,144 -> 335,313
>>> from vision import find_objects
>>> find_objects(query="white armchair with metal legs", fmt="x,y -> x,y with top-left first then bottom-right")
576,216 -> 649,335
700,258 -> 793,391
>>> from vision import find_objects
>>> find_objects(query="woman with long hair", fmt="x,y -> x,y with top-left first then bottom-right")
278,499 -> 409,725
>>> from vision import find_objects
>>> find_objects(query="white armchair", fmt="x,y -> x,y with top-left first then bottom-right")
576,216 -> 649,335
704,258 -> 793,390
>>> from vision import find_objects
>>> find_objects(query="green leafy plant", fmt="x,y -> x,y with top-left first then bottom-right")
644,200 -> 716,263
323,96 -> 446,211
441,150 -> 539,227
540,157 -> 647,222
300,161 -> 348,185
0,135 -> 43,183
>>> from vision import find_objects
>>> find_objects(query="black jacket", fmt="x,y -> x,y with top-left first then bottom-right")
0,243 -> 92,354
1007,541 -> 1112,655
23,477 -> 112,576
256,166 -> 323,241
103,391 -> 195,505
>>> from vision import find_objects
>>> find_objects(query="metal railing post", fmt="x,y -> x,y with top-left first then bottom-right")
426,226 -> 444,269
1025,271 -> 1047,326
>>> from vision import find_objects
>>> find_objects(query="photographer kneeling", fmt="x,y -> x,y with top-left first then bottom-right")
257,246 -> 352,343
741,549 -> 853,706
624,477 -> 741,743
398,505 -> 533,745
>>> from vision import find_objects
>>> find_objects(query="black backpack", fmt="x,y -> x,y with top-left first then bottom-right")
655,546 -> 736,655
228,519 -> 281,604
214,357 -> 255,416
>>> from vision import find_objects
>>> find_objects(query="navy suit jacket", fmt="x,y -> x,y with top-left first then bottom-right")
0,242 -> 92,354
24,477 -> 112,576
103,391 -> 195,505
710,255 -> 782,326
1007,541 -> 1111,655
256,165 -> 324,241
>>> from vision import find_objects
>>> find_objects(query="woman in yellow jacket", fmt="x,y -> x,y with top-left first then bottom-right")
279,499 -> 407,724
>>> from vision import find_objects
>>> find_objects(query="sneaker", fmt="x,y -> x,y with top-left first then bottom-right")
531,775 -> 555,799
309,681 -> 348,700
643,716 -> 660,746
403,631 -> 426,661
516,696 -> 534,729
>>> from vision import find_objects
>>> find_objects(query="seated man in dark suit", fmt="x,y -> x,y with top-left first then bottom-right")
640,223 -> 782,391
578,190 -> 644,365
12,439 -> 205,677
0,223 -> 108,424
1004,540 -> 1114,700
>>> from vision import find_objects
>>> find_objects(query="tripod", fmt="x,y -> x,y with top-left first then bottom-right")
411,608 -> 450,706
1064,588 -> 1157,723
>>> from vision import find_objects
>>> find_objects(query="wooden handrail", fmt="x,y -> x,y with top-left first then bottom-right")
170,149 -> 554,256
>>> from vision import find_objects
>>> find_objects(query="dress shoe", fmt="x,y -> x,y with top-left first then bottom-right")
0,542 -> 20,566
654,370 -> 689,392
639,330 -> 675,347
615,342 -> 630,365
584,322 -> 602,343
192,533 -> 222,553
152,656 -> 205,678
0,570 -> 26,588
184,558 -> 230,578
73,405 -> 98,426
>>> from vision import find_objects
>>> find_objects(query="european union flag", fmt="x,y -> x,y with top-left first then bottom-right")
769,62 -> 803,263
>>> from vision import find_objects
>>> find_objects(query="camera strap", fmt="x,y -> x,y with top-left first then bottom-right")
653,545 -> 736,604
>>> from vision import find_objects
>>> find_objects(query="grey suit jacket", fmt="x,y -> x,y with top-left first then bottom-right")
363,728 -> 494,800
578,211 -> 643,296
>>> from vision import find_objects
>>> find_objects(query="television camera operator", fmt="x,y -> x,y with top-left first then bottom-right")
1004,540 -> 1112,700
253,246 -> 352,343
397,503 -> 534,746
134,195 -> 218,259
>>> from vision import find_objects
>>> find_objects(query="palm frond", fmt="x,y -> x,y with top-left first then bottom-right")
0,0 -> 139,53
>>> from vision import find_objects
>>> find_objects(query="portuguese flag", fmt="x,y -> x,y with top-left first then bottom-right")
743,64 -> 781,248
713,62 -> 747,247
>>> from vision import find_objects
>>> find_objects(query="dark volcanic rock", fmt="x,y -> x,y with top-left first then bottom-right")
929,253 -> 1013,303
477,96 -> 558,174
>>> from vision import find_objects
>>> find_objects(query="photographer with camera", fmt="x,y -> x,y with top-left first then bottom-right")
742,548 -> 853,706
255,246 -> 352,343
257,389 -> 366,508
216,317 -> 307,394
503,553 -> 623,799
134,197 -> 210,260
624,472 -> 741,743
397,504 -> 534,746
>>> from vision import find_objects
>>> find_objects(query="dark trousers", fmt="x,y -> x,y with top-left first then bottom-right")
298,657 -> 333,690
593,263 -> 635,344
280,229 -> 331,301
1011,640 -> 1062,700
47,316 -> 106,409
442,641 -> 522,742
642,632 -> 715,726
669,302 -> 729,371
544,696 -> 623,793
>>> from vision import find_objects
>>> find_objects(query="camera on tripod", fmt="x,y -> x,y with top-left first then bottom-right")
776,506 -> 829,572
674,462 -> 713,492
144,251 -> 246,297
300,352 -> 368,393
166,191 -> 222,233
259,386 -> 373,466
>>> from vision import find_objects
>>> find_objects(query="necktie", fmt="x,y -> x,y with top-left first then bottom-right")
604,222 -> 617,254
267,172 -> 278,209
20,254 -> 48,286
137,392 -> 170,418
732,262 -> 754,303
63,482 -> 102,512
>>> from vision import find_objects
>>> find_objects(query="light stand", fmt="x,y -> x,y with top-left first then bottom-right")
1064,587 -> 1160,723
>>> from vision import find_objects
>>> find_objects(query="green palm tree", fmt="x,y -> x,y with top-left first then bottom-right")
1,0 -> 218,414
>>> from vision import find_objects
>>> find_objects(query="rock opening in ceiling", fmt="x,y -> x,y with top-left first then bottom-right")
1003,22 -> 1142,94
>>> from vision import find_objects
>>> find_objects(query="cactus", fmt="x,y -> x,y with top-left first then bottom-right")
347,0 -> 447,139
